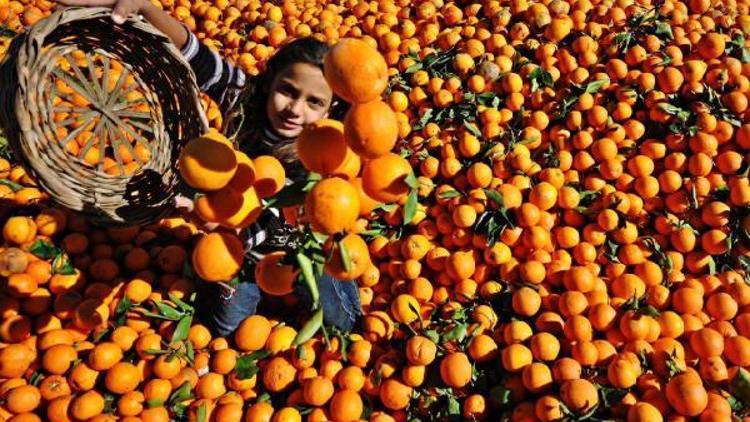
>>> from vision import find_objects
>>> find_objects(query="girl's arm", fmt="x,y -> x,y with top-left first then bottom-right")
56,0 -> 188,48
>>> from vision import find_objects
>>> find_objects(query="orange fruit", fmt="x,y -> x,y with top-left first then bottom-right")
304,177 -> 360,234
255,251 -> 298,296
70,390 -> 105,421
439,352 -> 472,388
303,376 -> 334,406
324,38 -> 388,103
262,356 -> 296,393
178,136 -> 238,191
296,119 -> 351,174
324,233 -> 371,280
378,379 -> 411,410
560,379 -> 599,413
330,389 -> 363,422
5,385 -> 41,414
235,315 -> 272,352
191,232 -> 244,282
104,362 -> 141,394
361,153 -> 412,203
252,155 -> 286,199
344,100 -> 399,158
194,186 -> 261,227
226,151 -> 256,192
3,217 -> 37,245
666,372 -> 708,416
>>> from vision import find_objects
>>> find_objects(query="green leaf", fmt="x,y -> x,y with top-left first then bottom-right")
659,103 -> 684,115
584,77 -> 609,94
337,331 -> 350,360
293,308 -> 324,347
169,381 -> 193,404
741,47 -> 750,64
476,92 -> 500,107
235,350 -> 271,379
153,301 -> 183,321
184,340 -> 195,365
437,189 -> 462,199
613,32 -> 634,51
463,121 -> 481,137
171,315 -> 193,345
604,240 -> 620,262
402,189 -> 418,226
489,385 -> 513,408
404,63 -> 423,74
442,323 -> 468,343
557,95 -> 579,118
146,398 -> 165,408
404,171 -> 419,190
51,253 -> 76,275
114,297 -> 133,326
0,179 -> 23,192
413,108 -> 434,130
654,21 -> 673,39
338,240 -> 353,274
447,396 -> 461,415
197,402 -> 208,422
29,240 -> 61,259
529,67 -> 554,92
374,203 -> 398,213
168,293 -> 194,313
707,256 -> 717,275
264,179 -> 308,209
141,311 -> 178,321
732,367 -> 750,406
29,371 -> 43,386
483,189 -> 505,208
727,394 -> 743,413
296,253 -> 320,308
423,329 -> 440,343
171,403 -> 188,417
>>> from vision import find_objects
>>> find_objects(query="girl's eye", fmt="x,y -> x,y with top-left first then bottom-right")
277,84 -> 298,97
308,98 -> 325,108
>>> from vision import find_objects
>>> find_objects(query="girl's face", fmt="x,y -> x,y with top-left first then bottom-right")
266,62 -> 333,138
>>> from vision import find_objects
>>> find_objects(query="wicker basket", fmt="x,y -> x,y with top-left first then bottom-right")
0,6 -> 208,226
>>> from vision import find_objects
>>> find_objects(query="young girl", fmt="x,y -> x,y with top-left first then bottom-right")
57,0 -> 362,337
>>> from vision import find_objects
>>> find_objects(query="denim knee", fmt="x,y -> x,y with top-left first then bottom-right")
197,281 -> 261,338
316,273 -> 362,332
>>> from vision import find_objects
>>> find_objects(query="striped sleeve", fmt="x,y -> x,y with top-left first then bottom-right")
244,207 -> 286,258
180,28 -> 247,113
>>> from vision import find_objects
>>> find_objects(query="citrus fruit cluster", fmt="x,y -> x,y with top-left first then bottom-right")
1,0 -> 750,421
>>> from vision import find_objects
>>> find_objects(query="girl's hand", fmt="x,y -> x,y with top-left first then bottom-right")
55,0 -> 147,24
173,194 -> 195,212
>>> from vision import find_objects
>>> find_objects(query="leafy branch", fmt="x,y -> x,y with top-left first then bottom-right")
475,189 -> 516,246
402,171 -> 420,225
611,7 -> 672,52
726,34 -> 750,64
29,240 -> 76,275
528,67 -> 554,92
555,77 -> 610,119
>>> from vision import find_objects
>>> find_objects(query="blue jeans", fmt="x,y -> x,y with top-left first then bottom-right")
196,273 -> 362,338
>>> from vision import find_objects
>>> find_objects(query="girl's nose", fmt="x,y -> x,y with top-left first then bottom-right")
286,99 -> 305,116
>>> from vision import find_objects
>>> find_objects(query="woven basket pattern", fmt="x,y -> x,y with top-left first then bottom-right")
0,7 -> 208,226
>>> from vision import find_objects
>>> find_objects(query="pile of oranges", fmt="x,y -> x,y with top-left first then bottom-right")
2,0 -> 750,420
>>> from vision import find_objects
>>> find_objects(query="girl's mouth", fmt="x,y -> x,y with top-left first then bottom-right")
278,118 -> 302,130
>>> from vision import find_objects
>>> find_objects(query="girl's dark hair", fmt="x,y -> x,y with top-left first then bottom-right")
224,37 -> 348,165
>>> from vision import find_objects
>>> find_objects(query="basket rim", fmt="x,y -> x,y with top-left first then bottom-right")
0,6 -> 210,226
